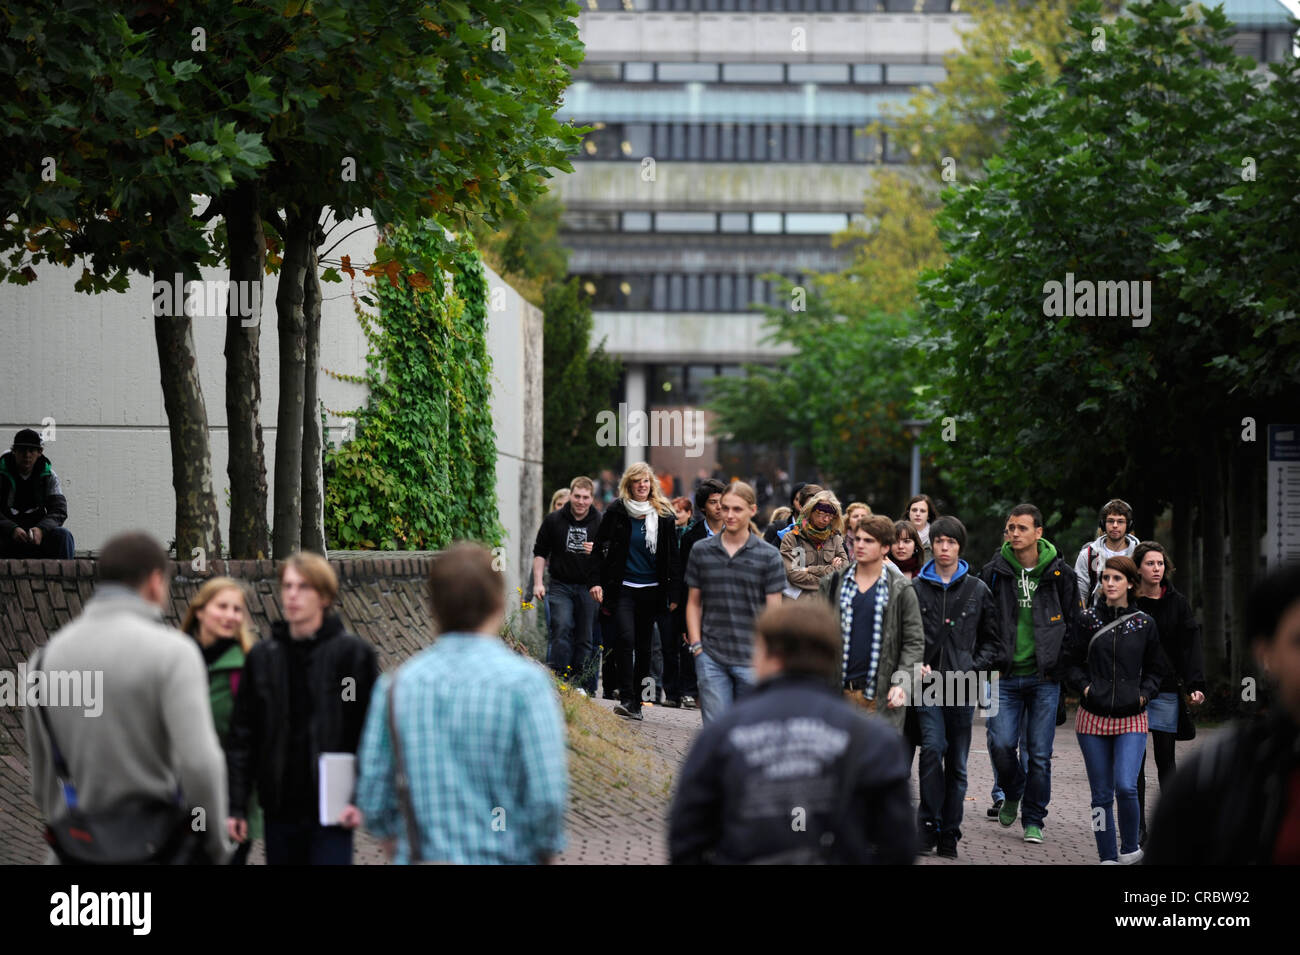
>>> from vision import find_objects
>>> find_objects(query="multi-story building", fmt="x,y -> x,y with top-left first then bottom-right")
552,0 -> 1296,492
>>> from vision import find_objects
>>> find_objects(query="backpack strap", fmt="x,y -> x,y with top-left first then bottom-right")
386,675 -> 424,863
29,647 -> 79,809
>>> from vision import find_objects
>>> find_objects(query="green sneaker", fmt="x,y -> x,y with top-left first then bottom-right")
998,798 -> 1020,828
1024,824 -> 1044,844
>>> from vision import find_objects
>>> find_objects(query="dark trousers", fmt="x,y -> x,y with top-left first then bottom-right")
652,609 -> 687,701
545,580 -> 596,680
1137,730 -> 1177,841
672,608 -> 699,697
615,584 -> 662,712
229,840 -> 253,866
0,526 -> 74,559
264,819 -> 354,865
600,608 -> 619,697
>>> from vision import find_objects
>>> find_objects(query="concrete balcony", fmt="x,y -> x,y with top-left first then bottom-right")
592,310 -> 797,363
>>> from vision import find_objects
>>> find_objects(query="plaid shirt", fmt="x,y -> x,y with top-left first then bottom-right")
356,634 -> 568,864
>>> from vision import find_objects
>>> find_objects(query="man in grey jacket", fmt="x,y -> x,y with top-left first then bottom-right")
23,531 -> 231,863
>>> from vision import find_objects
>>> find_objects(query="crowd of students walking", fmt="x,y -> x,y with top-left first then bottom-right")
17,459 -> 1300,865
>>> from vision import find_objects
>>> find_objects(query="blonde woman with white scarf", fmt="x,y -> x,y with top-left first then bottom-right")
588,462 -> 682,721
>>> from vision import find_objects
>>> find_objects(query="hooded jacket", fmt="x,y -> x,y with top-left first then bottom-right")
668,672 -> 916,865
0,451 -> 68,537
225,614 -> 378,820
818,561 -> 925,732
1074,533 -> 1140,607
1063,603 -> 1166,718
532,501 -> 601,586
914,558 -> 1003,675
980,539 -> 1082,682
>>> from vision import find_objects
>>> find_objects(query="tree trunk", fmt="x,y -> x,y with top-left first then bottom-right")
1172,484 -> 1194,608
224,186 -> 271,558
300,231 -> 326,555
154,270 -> 223,560
1198,438 -> 1227,688
272,210 -> 313,558
1228,438 -> 1262,696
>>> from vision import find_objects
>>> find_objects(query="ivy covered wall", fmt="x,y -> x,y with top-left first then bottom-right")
323,224 -> 503,551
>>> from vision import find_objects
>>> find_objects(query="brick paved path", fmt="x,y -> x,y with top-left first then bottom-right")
240,698 -> 1222,865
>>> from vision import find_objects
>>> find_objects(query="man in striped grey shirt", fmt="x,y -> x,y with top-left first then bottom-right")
685,481 -> 786,723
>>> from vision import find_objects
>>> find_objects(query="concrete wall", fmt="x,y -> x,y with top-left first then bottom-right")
0,213 -> 540,597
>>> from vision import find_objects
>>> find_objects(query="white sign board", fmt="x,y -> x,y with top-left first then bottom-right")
1267,424 -> 1300,569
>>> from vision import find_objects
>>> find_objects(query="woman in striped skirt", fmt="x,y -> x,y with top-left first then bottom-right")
1064,555 -> 1167,864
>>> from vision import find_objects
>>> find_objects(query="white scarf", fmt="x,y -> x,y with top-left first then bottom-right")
624,498 -> 659,554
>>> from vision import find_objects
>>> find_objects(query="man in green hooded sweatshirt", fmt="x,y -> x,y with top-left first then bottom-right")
979,503 -> 1082,845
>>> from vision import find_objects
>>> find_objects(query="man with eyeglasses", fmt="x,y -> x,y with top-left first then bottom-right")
1073,499 -> 1140,609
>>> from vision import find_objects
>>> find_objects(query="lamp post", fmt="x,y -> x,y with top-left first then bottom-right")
903,419 -> 930,498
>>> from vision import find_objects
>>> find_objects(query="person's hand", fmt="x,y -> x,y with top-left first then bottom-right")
338,804 -> 362,829
11,526 -> 28,543
831,556 -> 845,570
227,817 -> 248,843
29,527 -> 42,546
1189,690 -> 1205,706
582,541 -> 594,554
590,586 -> 603,604
533,582 -> 546,603
920,664 -> 932,678
886,686 -> 906,709
1083,686 -> 1090,697
669,602 -> 678,612
1139,696 -> 1147,707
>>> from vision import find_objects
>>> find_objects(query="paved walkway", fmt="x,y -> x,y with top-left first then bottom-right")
243,697 -> 1221,865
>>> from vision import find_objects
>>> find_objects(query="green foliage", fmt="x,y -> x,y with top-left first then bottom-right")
541,277 -> 623,495
918,0 -> 1300,521
323,222 -> 502,550
707,279 -> 920,509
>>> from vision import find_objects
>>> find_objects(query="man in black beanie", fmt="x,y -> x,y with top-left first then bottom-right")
0,429 -> 74,559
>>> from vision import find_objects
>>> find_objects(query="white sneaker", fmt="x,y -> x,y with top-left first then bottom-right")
1101,860 -> 1120,865
1118,848 -> 1144,865
575,688 -> 588,698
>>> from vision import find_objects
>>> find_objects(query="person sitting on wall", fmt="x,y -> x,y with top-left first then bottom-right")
0,429 -> 74,559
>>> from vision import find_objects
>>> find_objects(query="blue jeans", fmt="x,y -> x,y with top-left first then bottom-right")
264,820 -> 354,865
987,675 -> 1060,828
917,703 -> 975,838
545,580 -> 596,681
0,526 -> 74,559
990,709 -> 1028,803
1076,731 -> 1146,861
694,650 -> 755,724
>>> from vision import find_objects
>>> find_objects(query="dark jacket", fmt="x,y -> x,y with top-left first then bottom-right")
1145,709 -> 1300,865
587,498 -> 681,612
675,516 -> 714,624
668,672 -> 916,865
913,559 -> 1003,674
0,451 -> 68,537
1135,582 -> 1206,695
979,547 -> 1082,681
1064,604 -> 1166,718
225,614 -> 379,819
532,502 -> 601,585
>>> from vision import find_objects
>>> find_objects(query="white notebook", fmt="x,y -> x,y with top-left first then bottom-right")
319,753 -> 356,827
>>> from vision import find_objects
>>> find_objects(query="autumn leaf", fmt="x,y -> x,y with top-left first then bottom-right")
340,254 -> 354,279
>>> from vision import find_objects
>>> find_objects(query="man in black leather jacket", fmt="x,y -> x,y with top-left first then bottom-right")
226,552 -> 379,865
669,601 -> 915,864
1145,564 -> 1300,865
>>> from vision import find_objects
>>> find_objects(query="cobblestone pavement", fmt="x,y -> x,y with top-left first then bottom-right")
243,698 -> 1221,865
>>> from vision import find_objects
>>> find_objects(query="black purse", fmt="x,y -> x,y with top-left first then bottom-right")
32,651 -> 204,865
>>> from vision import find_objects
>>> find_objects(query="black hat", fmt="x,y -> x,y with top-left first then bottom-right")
12,429 -> 42,451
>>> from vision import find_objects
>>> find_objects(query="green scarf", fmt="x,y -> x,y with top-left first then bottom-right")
795,515 -> 835,544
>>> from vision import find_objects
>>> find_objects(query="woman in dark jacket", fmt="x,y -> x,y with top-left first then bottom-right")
1131,540 -> 1205,842
588,461 -> 681,721
1064,556 -> 1166,864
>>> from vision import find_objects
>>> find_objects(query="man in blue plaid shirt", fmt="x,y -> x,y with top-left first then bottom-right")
356,543 -> 568,864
